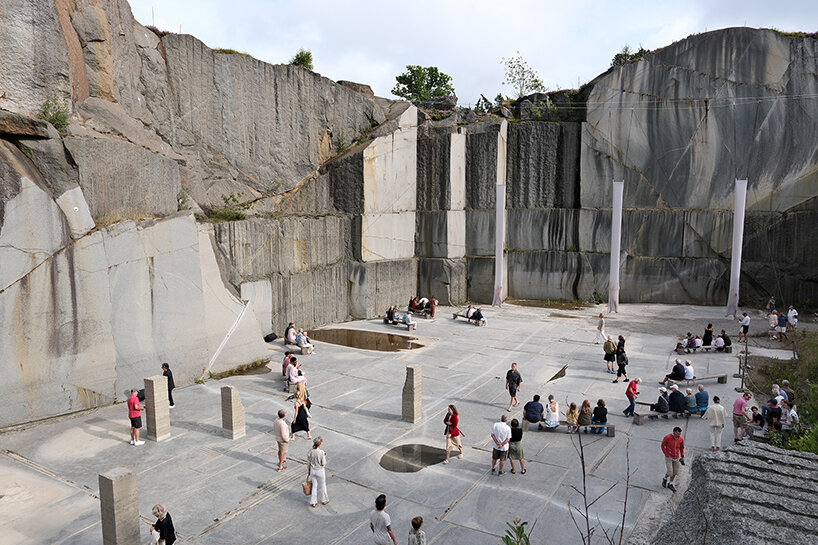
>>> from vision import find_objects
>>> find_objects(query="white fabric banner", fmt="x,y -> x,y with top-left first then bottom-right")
492,184 -> 506,307
608,181 -> 624,313
726,179 -> 748,317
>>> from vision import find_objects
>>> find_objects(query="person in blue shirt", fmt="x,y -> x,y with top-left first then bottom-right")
522,394 -> 544,431
694,385 -> 709,415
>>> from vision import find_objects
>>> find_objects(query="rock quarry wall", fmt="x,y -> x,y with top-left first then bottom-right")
0,1 -> 816,428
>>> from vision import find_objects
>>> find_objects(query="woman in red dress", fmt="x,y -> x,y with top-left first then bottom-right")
443,404 -> 464,463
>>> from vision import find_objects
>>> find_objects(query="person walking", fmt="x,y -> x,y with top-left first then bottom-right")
623,377 -> 641,417
595,313 -> 606,344
161,363 -> 175,408
150,504 -> 176,545
290,385 -> 312,440
370,494 -> 397,545
127,388 -> 145,445
505,363 -> 522,412
307,436 -> 329,507
612,340 -> 629,383
443,404 -> 464,463
490,414 -> 511,475
703,396 -> 726,450
274,409 -> 289,471
407,516 -> 426,545
661,426 -> 685,492
603,335 -> 617,374
507,419 -> 526,474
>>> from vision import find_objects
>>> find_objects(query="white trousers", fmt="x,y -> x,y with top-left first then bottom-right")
595,329 -> 606,343
709,426 -> 723,448
309,468 -> 328,504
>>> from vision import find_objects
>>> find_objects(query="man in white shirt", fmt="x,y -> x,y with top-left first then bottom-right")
787,306 -> 799,331
683,360 -> 695,380
738,312 -> 750,342
490,414 -> 512,475
370,494 -> 397,545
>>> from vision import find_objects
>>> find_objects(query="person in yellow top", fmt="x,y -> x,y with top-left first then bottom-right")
566,402 -> 579,433
603,336 -> 617,374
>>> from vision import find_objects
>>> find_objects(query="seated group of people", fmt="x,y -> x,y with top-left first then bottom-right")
464,305 -> 485,325
385,305 -> 416,327
282,351 -> 307,390
522,395 -> 609,434
675,325 -> 732,353
651,383 -> 709,415
749,382 -> 799,436
284,322 -> 314,354
408,296 -> 437,317
659,359 -> 695,385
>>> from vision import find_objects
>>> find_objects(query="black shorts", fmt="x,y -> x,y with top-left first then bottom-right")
130,416 -> 142,429
741,325 -> 749,333
509,387 -> 518,398
604,353 -> 615,362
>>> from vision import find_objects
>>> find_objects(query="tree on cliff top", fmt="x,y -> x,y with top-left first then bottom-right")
610,44 -> 649,67
501,52 -> 546,98
290,48 -> 313,70
391,65 -> 456,104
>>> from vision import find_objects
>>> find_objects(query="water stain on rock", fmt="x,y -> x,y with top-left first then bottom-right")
308,328 -> 428,352
379,444 -> 446,472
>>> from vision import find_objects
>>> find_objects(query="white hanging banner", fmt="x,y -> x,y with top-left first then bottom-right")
608,181 -> 624,313
726,179 -> 748,317
492,183 -> 506,307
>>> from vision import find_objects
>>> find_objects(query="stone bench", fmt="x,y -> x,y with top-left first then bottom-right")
452,312 -> 486,326
528,420 -> 615,437
667,374 -> 728,387
633,402 -> 692,425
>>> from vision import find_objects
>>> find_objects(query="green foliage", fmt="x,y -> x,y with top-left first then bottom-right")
769,425 -> 818,453
501,52 -> 546,98
215,48 -> 251,57
391,65 -> 455,104
194,378 -> 205,385
494,93 -> 509,107
177,191 -> 192,211
766,28 -> 818,39
290,48 -> 314,70
611,44 -> 650,68
208,192 -> 251,221
38,91 -> 70,131
474,94 -> 493,114
501,518 -> 531,545
336,131 -> 349,152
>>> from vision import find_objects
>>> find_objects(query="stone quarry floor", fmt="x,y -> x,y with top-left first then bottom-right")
0,303 -> 800,545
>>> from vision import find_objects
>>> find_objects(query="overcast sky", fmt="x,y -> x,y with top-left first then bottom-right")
127,0 -> 818,106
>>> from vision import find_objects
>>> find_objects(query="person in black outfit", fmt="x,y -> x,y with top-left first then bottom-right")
659,359 -> 686,385
702,323 -> 713,348
591,399 -> 608,434
668,385 -> 686,413
651,388 -> 670,413
161,363 -> 175,408
151,504 -> 176,545
612,336 -> 629,383
721,330 -> 732,346
765,398 -> 782,428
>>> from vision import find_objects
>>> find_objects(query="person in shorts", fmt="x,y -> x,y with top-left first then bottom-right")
732,390 -> 752,442
505,363 -> 522,412
127,388 -> 145,446
490,414 -> 511,475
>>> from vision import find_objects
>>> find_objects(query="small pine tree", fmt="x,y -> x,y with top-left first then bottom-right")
38,91 -> 70,131
290,48 -> 314,70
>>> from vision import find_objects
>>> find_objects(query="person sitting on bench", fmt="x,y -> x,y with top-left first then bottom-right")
409,297 -> 420,312
683,360 -> 695,380
295,329 -> 314,354
402,311 -> 416,328
651,387 -> 670,413
714,335 -> 725,352
523,394 -> 544,431
417,297 -> 429,310
543,395 -> 560,430
386,305 -> 398,324
659,359 -> 686,385
684,388 -> 698,414
591,399 -> 607,434
469,308 -> 484,325
285,323 -> 297,345
288,358 -> 306,388
668,385 -> 686,414
684,333 -> 696,352
465,305 -> 475,319
720,330 -> 732,348
695,385 -> 709,415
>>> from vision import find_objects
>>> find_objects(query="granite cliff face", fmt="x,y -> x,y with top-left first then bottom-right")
0,2 -> 816,428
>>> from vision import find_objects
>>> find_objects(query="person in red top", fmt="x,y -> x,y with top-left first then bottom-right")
623,377 -> 641,417
443,404 -> 464,463
661,427 -> 685,492
127,388 -> 146,446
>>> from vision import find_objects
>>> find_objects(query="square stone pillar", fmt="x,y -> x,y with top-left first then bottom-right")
144,375 -> 170,442
221,385 -> 246,439
402,365 -> 422,423
99,468 -> 140,545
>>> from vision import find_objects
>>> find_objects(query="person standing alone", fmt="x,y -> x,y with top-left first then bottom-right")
595,313 -> 606,344
370,494 -> 397,545
703,396 -> 726,450
162,363 -> 175,408
127,388 -> 145,445
505,363 -> 522,412
661,427 -> 685,492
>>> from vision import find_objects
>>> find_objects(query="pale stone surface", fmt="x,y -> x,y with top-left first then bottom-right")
362,106 -> 418,214
220,385 -> 246,440
360,212 -> 416,262
98,468 -> 140,545
0,175 -> 68,291
55,185 -> 95,238
446,209 -> 466,259
240,279 -> 273,336
144,375 -> 170,442
401,364 -> 421,423
449,132 -> 466,210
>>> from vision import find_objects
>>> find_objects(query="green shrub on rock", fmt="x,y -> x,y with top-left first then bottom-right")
38,91 -> 70,131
